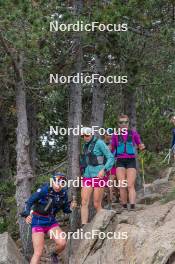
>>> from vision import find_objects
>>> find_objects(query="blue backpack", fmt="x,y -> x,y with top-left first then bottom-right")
116,130 -> 136,155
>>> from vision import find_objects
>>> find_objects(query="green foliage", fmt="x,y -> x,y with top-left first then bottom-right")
32,174 -> 51,192
0,217 -> 7,233
0,181 -> 14,194
0,181 -> 17,238
138,151 -> 168,183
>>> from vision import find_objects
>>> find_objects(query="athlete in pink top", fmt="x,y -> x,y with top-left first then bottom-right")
112,114 -> 145,211
111,130 -> 141,159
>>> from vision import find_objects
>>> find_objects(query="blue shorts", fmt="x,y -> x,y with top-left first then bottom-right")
31,214 -> 58,228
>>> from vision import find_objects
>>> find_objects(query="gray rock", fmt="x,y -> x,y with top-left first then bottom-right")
66,201 -> 175,264
62,209 -> 117,264
0,232 -> 28,264
137,193 -> 163,204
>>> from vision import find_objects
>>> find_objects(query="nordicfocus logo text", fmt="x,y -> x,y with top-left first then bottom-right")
50,21 -> 128,32
50,230 -> 128,240
49,126 -> 127,136
50,178 -> 128,189
50,73 -> 127,84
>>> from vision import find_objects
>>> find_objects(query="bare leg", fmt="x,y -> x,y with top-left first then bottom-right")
127,168 -> 137,204
30,232 -> 45,264
81,186 -> 93,224
48,226 -> 67,254
93,187 -> 105,212
117,167 -> 127,205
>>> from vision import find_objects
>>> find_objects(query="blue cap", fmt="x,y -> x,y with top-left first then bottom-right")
52,172 -> 66,182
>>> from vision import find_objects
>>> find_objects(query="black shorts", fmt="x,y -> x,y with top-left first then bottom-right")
116,158 -> 136,169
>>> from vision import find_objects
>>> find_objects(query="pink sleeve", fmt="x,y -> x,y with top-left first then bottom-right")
133,130 -> 141,145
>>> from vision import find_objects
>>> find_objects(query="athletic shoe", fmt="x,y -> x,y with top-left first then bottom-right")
122,204 -> 128,210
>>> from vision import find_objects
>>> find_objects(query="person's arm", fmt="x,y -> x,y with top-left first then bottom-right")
21,185 -> 48,217
99,140 -> 115,172
133,131 -> 145,150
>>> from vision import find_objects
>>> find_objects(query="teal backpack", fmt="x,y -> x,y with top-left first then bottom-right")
116,130 -> 136,155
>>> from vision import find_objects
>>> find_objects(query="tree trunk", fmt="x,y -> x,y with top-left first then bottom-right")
15,57 -> 34,259
73,0 -> 83,13
91,54 -> 105,131
123,87 -> 136,129
27,98 -> 37,175
68,0 -> 83,232
67,82 -> 82,231
89,54 -> 105,220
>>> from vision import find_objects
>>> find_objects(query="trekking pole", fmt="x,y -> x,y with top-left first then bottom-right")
168,150 -> 171,164
162,146 -> 174,165
141,157 -> 146,195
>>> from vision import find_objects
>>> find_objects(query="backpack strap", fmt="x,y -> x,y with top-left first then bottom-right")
118,133 -> 124,143
118,130 -> 134,142
127,130 -> 133,142
88,138 -> 98,153
115,134 -> 123,156
116,130 -> 134,145
127,130 -> 137,146
83,137 -> 98,155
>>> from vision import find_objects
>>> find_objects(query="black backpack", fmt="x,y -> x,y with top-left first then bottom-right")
80,138 -> 104,168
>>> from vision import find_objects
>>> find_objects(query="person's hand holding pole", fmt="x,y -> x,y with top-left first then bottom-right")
70,195 -> 78,209
139,143 -> 145,151
25,210 -> 33,224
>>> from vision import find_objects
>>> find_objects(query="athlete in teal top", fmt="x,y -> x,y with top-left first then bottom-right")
80,127 -> 115,226
83,136 -> 114,178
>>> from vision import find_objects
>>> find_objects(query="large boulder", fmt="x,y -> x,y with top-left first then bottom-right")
137,170 -> 175,204
65,201 -> 175,264
62,209 -> 118,264
0,232 -> 28,264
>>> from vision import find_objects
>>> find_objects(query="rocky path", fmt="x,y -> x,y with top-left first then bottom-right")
8,165 -> 175,264
39,166 -> 175,264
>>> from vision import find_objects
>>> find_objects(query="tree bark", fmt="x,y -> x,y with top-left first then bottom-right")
123,87 -> 137,129
67,0 -> 83,232
15,73 -> 34,259
89,54 -> 105,220
91,54 -> 105,131
27,98 -> 37,175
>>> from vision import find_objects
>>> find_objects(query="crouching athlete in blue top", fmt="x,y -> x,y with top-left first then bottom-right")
21,172 -> 75,264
